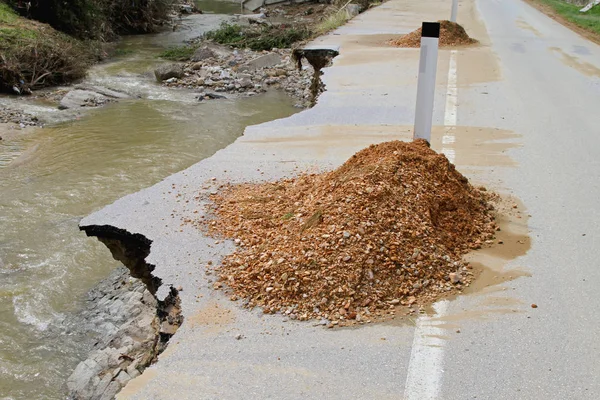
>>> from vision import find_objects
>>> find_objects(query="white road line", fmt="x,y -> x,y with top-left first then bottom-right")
404,50 -> 458,400
442,50 -> 458,164
403,301 -> 450,400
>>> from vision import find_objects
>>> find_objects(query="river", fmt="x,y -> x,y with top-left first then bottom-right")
0,2 -> 298,398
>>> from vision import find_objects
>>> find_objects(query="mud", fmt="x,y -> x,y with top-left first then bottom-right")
549,47 -> 600,77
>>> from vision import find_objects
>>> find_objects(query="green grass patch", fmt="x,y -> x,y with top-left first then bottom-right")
0,3 -> 18,24
112,47 -> 135,57
0,9 -> 95,93
535,0 -> 600,35
159,45 -> 198,61
205,22 -> 245,45
205,22 -> 311,51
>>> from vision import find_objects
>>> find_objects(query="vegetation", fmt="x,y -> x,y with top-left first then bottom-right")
4,0 -> 177,40
314,10 -> 349,35
532,0 -> 600,36
159,45 -> 198,61
0,3 -> 98,93
0,0 -> 178,93
205,22 -> 312,51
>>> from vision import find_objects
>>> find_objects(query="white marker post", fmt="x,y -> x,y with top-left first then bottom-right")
413,22 -> 440,143
451,0 -> 459,22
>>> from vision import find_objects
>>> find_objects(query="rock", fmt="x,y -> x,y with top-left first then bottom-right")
449,272 -> 461,284
74,85 -> 131,100
65,267 -> 165,400
191,47 -> 217,62
191,62 -> 204,70
197,92 -> 227,101
239,78 -> 253,88
59,90 -> 109,110
154,64 -> 184,82
115,370 -> 131,386
98,380 -> 121,400
346,4 -> 362,18
238,53 -> 282,72
165,77 -> 178,83
180,4 -> 196,14
192,43 -> 234,62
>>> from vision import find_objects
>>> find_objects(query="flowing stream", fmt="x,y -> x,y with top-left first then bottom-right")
0,2 -> 298,398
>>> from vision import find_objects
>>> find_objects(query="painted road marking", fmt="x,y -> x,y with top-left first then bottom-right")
404,50 -> 458,400
442,50 -> 458,164
403,301 -> 450,400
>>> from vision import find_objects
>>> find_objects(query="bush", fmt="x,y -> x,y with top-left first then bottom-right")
205,22 -> 312,51
159,45 -> 198,61
0,4 -> 96,93
4,0 -> 177,40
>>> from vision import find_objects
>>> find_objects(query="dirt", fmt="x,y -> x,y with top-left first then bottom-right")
195,139 -> 497,326
390,20 -> 478,48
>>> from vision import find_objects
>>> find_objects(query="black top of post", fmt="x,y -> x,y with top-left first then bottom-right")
421,22 -> 440,38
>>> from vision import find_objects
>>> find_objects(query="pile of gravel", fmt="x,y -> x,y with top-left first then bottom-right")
390,20 -> 478,48
199,139 -> 496,326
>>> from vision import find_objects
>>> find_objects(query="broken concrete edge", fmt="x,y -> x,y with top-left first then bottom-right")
74,223 -> 184,399
292,45 -> 340,106
72,41 -> 343,398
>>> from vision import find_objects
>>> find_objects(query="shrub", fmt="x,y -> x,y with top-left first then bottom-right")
0,5 -> 96,93
205,22 -> 312,51
159,45 -> 198,61
4,0 -> 177,40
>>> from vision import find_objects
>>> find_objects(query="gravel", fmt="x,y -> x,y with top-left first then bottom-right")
390,20 -> 478,48
193,139 -> 497,326
161,44 -> 315,108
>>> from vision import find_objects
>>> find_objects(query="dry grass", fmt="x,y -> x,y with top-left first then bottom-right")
0,4 -> 96,93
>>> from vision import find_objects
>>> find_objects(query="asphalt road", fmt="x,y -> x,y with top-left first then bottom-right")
81,0 -> 600,398
441,0 -> 600,399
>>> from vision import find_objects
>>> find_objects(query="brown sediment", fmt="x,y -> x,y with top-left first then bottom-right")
463,196 -> 531,295
430,127 -> 520,167
385,194 -> 531,327
188,301 -> 236,334
195,139 -> 498,326
516,19 -> 543,37
548,47 -> 600,77
390,20 -> 478,48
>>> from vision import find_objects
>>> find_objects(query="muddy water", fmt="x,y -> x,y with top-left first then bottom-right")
0,6 -> 299,398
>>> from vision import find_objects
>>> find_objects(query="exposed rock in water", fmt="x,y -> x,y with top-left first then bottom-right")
66,225 -> 183,399
58,86 -> 133,110
154,64 -> 185,82
66,265 -> 182,400
65,266 -> 157,399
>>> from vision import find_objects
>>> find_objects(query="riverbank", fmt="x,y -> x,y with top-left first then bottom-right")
0,83 -> 299,400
